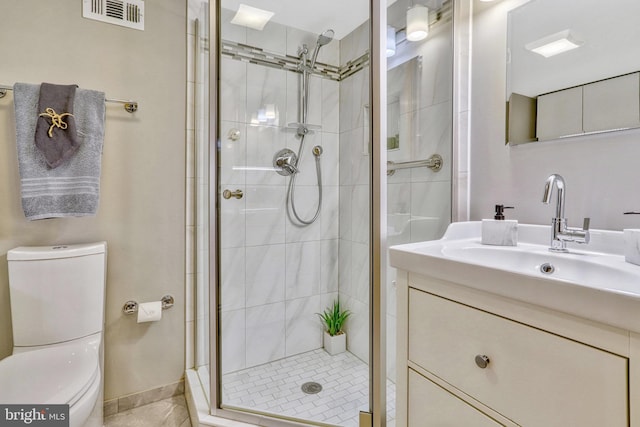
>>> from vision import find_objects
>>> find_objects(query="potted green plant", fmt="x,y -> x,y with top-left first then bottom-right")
317,299 -> 351,355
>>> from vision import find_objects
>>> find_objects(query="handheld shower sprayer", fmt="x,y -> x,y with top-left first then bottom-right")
309,29 -> 334,69
277,30 -> 335,226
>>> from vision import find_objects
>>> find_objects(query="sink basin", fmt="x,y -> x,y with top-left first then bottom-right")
389,221 -> 640,333
426,241 -> 638,294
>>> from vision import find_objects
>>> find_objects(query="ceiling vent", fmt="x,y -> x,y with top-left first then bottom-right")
83,0 -> 144,31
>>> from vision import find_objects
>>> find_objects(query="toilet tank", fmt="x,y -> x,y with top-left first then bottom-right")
8,242 -> 107,348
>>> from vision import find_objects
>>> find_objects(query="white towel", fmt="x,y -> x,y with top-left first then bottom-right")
13,83 -> 105,220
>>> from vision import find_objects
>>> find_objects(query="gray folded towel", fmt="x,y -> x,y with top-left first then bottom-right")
36,83 -> 80,168
13,83 -> 106,220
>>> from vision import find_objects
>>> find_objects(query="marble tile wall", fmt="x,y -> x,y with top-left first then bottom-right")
218,8 -> 341,374
338,20 -> 372,366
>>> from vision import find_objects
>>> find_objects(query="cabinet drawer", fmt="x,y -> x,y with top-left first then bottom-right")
409,368 -> 505,427
408,288 -> 628,427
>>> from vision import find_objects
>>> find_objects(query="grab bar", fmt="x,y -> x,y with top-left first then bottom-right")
387,154 -> 443,176
0,84 -> 138,113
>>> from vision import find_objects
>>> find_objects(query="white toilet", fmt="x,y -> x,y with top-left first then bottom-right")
0,242 -> 107,427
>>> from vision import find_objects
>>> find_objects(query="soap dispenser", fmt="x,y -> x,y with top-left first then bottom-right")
481,205 -> 518,246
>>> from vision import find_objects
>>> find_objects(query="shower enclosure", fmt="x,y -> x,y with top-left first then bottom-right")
215,5 -> 376,423
186,0 -> 455,425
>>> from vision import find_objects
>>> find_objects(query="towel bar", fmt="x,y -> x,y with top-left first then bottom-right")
0,84 -> 138,113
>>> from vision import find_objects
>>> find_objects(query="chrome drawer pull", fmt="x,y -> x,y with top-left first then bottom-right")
475,354 -> 490,369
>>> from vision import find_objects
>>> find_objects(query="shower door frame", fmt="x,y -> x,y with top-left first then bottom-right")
207,0 -> 388,426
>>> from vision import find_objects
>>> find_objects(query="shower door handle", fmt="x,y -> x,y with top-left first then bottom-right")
223,189 -> 243,200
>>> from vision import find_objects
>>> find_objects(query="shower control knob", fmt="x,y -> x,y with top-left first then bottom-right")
223,189 -> 243,200
273,148 -> 299,176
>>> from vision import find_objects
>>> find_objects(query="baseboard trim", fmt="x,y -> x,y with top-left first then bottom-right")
104,380 -> 185,416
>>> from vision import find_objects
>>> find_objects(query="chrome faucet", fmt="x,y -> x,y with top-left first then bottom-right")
542,174 -> 590,252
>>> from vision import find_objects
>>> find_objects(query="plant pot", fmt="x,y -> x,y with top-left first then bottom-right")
323,331 -> 346,355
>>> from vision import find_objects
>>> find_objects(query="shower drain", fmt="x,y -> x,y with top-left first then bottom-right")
301,382 -> 323,394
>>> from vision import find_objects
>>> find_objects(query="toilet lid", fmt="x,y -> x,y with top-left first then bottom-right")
0,341 -> 99,406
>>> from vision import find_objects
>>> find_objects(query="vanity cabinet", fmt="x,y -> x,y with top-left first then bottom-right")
408,369 -> 503,427
397,272 -> 635,427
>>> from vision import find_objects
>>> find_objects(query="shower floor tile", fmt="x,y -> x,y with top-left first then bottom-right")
222,349 -> 395,426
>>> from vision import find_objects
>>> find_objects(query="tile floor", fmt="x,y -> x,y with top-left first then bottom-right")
222,349 -> 396,426
104,395 -> 191,427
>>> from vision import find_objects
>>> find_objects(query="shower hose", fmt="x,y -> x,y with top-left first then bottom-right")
286,132 -> 322,226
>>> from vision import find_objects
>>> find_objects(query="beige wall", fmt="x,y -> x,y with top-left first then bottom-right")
0,0 -> 186,400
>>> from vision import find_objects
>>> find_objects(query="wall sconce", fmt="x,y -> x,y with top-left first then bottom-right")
387,26 -> 397,57
406,4 -> 429,42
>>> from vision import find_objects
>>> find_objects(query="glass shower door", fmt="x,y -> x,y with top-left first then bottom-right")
216,1 -> 373,425
384,1 -> 454,422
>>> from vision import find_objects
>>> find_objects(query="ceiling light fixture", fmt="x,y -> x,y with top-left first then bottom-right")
406,4 -> 429,42
230,4 -> 274,31
525,29 -> 583,58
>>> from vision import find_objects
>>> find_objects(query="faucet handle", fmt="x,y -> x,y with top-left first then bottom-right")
583,217 -> 590,231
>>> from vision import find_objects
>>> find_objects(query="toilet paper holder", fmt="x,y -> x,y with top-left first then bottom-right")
123,295 -> 174,315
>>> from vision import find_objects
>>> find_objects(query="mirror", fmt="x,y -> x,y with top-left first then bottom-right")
387,95 -> 400,150
508,0 -> 640,98
506,0 -> 640,144
387,56 -> 420,156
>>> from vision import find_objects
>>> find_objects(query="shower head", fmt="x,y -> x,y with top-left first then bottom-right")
310,29 -> 335,69
317,29 -> 335,47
